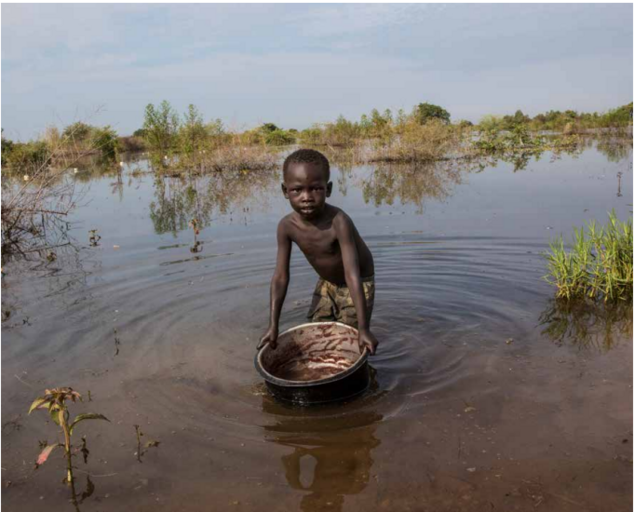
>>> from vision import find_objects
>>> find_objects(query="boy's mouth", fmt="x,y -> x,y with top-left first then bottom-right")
300,206 -> 315,214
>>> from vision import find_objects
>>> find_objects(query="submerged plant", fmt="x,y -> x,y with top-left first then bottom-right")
544,211 -> 633,302
133,424 -> 160,463
29,387 -> 109,510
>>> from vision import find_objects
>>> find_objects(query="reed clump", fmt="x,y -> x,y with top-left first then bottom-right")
545,211 -> 633,302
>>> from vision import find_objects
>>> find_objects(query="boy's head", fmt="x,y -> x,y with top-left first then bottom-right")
282,149 -> 330,182
282,149 -> 332,220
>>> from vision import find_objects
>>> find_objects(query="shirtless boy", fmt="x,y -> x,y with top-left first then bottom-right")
257,149 -> 379,355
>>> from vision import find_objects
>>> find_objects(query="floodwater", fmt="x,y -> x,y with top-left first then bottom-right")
2,141 -> 632,511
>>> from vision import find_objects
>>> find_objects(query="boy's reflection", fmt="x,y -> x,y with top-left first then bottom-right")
262,396 -> 382,512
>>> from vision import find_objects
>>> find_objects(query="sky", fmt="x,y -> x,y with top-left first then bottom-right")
2,3 -> 632,140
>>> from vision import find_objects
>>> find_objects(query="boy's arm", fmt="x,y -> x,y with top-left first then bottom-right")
334,213 -> 379,355
257,220 -> 292,350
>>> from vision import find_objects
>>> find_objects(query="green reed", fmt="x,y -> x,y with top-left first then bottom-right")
545,211 -> 633,302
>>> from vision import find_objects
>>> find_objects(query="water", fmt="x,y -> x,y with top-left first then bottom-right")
2,142 -> 632,511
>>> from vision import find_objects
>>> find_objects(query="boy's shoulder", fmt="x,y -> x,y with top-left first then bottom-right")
278,212 -> 295,228
329,206 -> 354,227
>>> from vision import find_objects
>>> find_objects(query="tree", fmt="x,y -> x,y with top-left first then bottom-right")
142,101 -> 180,154
62,122 -> 94,142
413,102 -> 450,125
179,104 -> 207,155
91,126 -> 119,163
260,123 -> 279,134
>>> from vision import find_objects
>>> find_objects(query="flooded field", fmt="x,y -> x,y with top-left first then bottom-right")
2,142 -> 632,511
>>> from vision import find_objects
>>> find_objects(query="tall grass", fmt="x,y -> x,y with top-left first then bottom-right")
545,211 -> 633,302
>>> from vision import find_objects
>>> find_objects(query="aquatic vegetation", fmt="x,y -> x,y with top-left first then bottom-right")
189,218 -> 203,253
28,387 -> 109,510
133,424 -> 160,463
544,211 -> 633,302
88,229 -> 101,247
367,119 -> 460,163
142,100 -> 180,155
90,126 -> 119,163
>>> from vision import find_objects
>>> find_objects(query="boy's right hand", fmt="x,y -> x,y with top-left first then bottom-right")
257,326 -> 279,350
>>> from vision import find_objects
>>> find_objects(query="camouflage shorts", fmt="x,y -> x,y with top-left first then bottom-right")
307,275 -> 375,328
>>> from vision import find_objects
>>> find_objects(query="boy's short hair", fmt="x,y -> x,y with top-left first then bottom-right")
283,149 -> 330,182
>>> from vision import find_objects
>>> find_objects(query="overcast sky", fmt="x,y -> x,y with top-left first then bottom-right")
2,3 -> 632,140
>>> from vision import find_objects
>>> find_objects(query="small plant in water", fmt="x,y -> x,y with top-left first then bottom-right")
29,387 -> 109,510
189,218 -> 203,253
133,424 -> 160,462
88,229 -> 101,247
544,210 -> 633,302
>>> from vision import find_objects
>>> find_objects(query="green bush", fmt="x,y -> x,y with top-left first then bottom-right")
413,102 -> 451,125
264,129 -> 295,146
91,126 -> 119,162
3,140 -> 49,170
142,101 -> 180,154
179,104 -> 207,155
62,122 -> 94,143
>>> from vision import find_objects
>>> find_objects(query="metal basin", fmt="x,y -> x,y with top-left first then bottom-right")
255,322 -> 369,405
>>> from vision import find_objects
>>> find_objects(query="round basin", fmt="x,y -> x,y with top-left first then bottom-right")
255,322 -> 369,405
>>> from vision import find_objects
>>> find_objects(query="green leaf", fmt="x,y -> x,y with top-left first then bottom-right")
48,406 -> 61,426
28,397 -> 48,414
35,443 -> 60,467
69,413 -> 110,435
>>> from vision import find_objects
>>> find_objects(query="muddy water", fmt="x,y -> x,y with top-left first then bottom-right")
2,143 -> 632,511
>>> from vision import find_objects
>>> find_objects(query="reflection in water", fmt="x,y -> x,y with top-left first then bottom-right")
262,371 -> 384,512
263,402 -> 381,512
358,161 -> 463,213
539,299 -> 633,351
149,169 -> 280,235
595,137 -> 633,164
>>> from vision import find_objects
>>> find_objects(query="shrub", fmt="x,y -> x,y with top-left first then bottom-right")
264,129 -> 295,146
367,119 -> 458,162
142,101 -> 180,154
91,126 -> 119,163
413,102 -> 451,125
62,122 -> 94,143
118,136 -> 146,153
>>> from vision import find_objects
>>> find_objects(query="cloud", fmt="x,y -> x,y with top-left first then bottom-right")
1,4 -> 631,139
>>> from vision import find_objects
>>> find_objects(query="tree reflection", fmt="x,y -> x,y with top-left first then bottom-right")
595,138 -> 633,163
359,161 -> 464,213
149,169 -> 280,236
539,299 -> 633,352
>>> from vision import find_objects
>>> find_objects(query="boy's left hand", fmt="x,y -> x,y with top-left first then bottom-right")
358,328 -> 379,355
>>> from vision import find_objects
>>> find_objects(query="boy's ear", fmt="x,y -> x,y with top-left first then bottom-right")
281,183 -> 289,198
326,181 -> 333,197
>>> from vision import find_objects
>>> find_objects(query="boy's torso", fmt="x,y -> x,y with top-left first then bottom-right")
282,205 -> 374,285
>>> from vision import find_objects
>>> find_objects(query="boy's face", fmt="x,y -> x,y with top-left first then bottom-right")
282,162 -> 332,220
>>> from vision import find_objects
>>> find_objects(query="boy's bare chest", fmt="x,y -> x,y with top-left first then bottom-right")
289,224 -> 340,259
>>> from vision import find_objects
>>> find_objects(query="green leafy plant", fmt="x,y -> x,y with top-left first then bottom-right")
29,387 -> 109,509
413,102 -> 451,125
544,211 -> 633,302
142,100 -> 180,155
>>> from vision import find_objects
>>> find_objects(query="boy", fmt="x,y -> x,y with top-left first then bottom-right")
257,149 -> 379,355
